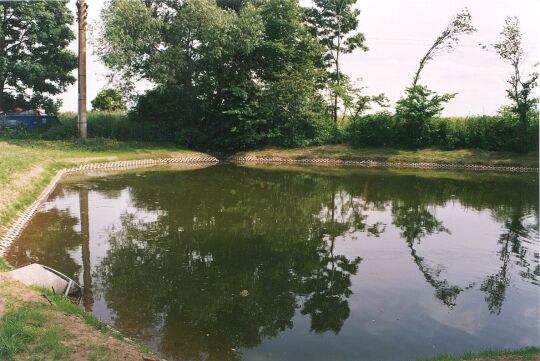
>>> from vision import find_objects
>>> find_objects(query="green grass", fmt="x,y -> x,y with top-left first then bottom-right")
0,137 -> 184,182
417,347 -> 540,361
238,145 -> 539,168
0,303 -> 67,361
89,347 -> 120,361
0,258 -> 11,272
37,287 -> 109,333
0,285 -> 156,360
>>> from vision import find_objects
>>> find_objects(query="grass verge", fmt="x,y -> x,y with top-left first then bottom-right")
0,302 -> 67,361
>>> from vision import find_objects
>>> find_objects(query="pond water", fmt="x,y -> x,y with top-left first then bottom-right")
5,164 -> 540,361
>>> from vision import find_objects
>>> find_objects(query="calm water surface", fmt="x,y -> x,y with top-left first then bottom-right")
6,164 -> 540,361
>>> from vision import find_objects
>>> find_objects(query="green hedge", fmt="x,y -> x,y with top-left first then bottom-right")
347,113 -> 539,152
3,111 -> 538,153
1,112 -> 176,143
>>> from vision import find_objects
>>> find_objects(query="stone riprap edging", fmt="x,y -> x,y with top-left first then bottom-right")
1,154 -> 536,256
0,156 -> 218,257
228,156 -> 539,173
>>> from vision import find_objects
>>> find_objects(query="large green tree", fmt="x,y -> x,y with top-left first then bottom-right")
99,0 -> 330,150
0,0 -> 77,113
304,0 -> 367,125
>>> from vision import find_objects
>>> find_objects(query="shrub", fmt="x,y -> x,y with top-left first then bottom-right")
438,114 -> 539,152
346,113 -> 539,152
346,112 -> 395,147
394,86 -> 455,149
2,112 -> 176,143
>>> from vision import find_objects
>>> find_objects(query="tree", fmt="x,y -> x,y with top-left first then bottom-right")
256,0 -> 331,147
91,88 -> 127,112
304,0 -> 368,125
489,17 -> 538,152
412,8 -> 476,86
99,0 -> 331,150
395,85 -> 455,148
0,1 -> 77,114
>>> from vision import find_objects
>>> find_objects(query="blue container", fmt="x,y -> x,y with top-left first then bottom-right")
0,114 -> 60,129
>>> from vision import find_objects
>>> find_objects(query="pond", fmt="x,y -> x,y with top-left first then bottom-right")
5,164 -> 539,361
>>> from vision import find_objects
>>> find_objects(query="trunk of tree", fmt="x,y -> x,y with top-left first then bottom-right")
0,80 -> 5,111
0,5 -> 7,111
519,108 -> 528,153
77,0 -> 88,139
333,52 -> 339,124
333,10 -> 342,126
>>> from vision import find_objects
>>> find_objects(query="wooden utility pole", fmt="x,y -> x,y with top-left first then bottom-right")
77,0 -> 88,139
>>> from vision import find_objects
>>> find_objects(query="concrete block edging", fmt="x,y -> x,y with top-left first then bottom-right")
0,156 -> 218,257
1,154 -> 536,257
227,156 -> 539,173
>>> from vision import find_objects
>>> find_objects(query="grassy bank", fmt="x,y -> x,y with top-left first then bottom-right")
417,347 -> 540,361
235,145 -> 539,168
0,277 -> 160,360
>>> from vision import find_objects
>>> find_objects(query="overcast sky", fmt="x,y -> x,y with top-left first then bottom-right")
60,0 -> 540,116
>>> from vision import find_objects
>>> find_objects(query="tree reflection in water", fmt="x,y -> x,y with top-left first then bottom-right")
6,165 -> 539,360
94,173 -> 369,360
481,204 -> 539,314
391,202 -> 468,308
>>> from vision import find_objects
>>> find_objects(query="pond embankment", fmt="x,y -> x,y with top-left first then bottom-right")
0,139 -> 538,361
231,145 -> 539,172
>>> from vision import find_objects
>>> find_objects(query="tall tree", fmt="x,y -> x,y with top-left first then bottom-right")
304,0 -> 367,125
0,1 -> 77,113
489,17 -> 538,152
412,8 -> 476,86
100,0 -> 331,150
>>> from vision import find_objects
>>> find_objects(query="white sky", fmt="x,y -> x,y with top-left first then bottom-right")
60,0 -> 540,116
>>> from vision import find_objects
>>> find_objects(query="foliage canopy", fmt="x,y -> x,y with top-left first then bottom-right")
0,0 -> 77,114
99,0 -> 334,151
91,89 -> 127,112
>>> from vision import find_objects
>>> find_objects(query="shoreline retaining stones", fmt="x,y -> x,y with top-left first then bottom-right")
227,156 -> 539,173
0,156 -> 218,257
0,154 -> 537,258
